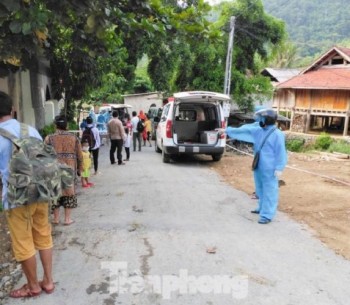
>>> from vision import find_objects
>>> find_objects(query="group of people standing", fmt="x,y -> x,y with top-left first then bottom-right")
79,108 -> 153,166
0,92 -> 156,299
107,110 -> 152,165
130,110 -> 153,152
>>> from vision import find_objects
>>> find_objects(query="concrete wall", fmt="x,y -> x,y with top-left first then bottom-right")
20,71 -> 36,127
0,62 -> 52,129
123,92 -> 163,115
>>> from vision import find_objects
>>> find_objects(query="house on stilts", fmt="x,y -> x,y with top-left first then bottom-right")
273,46 -> 350,137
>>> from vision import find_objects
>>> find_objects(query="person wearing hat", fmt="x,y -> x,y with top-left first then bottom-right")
225,109 -> 287,224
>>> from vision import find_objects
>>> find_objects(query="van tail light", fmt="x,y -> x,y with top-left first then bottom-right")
219,121 -> 226,139
166,120 -> 173,138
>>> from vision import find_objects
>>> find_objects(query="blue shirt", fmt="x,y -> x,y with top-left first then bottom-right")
0,119 -> 42,210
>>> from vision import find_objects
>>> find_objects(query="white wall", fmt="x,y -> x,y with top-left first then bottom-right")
123,92 -> 163,115
20,71 -> 36,127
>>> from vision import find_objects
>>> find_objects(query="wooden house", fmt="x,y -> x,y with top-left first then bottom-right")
273,46 -> 350,137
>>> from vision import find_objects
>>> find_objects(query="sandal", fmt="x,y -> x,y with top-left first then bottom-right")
39,281 -> 55,294
64,220 -> 75,226
250,210 -> 260,214
251,192 -> 259,199
9,284 -> 41,298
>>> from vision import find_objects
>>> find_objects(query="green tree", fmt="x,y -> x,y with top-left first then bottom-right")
165,0 -> 285,109
0,0 -> 217,125
217,0 -> 285,109
267,40 -> 299,68
145,0 -> 220,94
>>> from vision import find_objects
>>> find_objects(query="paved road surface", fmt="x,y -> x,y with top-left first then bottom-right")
7,144 -> 350,304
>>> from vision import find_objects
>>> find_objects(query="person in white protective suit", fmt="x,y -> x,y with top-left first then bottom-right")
225,109 -> 288,224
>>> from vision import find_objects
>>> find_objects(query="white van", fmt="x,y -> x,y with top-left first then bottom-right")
154,91 -> 230,163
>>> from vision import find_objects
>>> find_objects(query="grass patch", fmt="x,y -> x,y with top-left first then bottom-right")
314,132 -> 332,150
328,140 -> 350,154
286,138 -> 305,152
287,133 -> 350,155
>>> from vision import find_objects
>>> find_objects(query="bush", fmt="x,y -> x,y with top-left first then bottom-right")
68,121 -> 79,130
40,121 -> 78,138
286,138 -> 305,152
315,132 -> 333,150
40,123 -> 55,138
328,140 -> 350,155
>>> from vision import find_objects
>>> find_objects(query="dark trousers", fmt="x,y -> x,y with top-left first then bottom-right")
125,147 -> 130,160
110,139 -> 123,164
90,148 -> 99,172
133,132 -> 141,151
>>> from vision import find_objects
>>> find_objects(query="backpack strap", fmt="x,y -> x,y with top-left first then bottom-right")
0,127 -> 18,142
0,127 -> 21,153
0,124 -> 30,149
20,123 -> 29,138
257,127 -> 276,151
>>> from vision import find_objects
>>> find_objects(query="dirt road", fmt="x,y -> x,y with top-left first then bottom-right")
212,148 -> 350,260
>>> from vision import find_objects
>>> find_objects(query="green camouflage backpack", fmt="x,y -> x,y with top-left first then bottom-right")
0,124 -> 74,207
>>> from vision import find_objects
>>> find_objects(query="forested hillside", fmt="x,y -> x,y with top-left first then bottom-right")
262,0 -> 350,56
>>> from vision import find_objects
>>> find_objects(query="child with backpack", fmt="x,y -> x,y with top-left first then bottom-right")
82,116 -> 101,175
81,141 -> 93,188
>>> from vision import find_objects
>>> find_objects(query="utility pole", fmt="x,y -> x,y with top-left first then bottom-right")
224,16 -> 236,96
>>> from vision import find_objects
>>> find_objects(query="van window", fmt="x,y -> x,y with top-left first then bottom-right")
206,106 -> 218,121
176,110 -> 196,121
161,104 -> 170,121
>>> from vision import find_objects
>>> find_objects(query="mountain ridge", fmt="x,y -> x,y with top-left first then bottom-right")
262,0 -> 350,56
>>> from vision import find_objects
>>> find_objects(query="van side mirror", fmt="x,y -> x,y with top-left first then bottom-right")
153,117 -> 160,123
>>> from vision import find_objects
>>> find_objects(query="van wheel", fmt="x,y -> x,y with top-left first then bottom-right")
162,149 -> 171,163
212,154 -> 222,162
155,138 -> 161,153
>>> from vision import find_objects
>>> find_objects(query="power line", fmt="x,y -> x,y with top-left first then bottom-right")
225,142 -> 350,187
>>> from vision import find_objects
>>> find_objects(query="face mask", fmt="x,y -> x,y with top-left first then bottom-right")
82,146 -> 89,152
259,117 -> 266,128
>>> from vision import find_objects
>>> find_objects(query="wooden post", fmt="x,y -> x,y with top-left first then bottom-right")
344,113 -> 350,136
305,89 -> 312,133
289,90 -> 296,131
325,116 -> 329,130
343,97 -> 350,136
305,110 -> 311,133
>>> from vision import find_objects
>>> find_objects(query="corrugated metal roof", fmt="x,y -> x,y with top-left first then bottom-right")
262,68 -> 301,83
277,68 -> 350,89
121,92 -> 161,97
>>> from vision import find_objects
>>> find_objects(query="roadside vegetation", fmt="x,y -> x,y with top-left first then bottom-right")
286,132 -> 350,154
0,0 -> 288,126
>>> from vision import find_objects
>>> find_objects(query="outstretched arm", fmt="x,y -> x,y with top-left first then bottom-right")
225,122 -> 259,144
